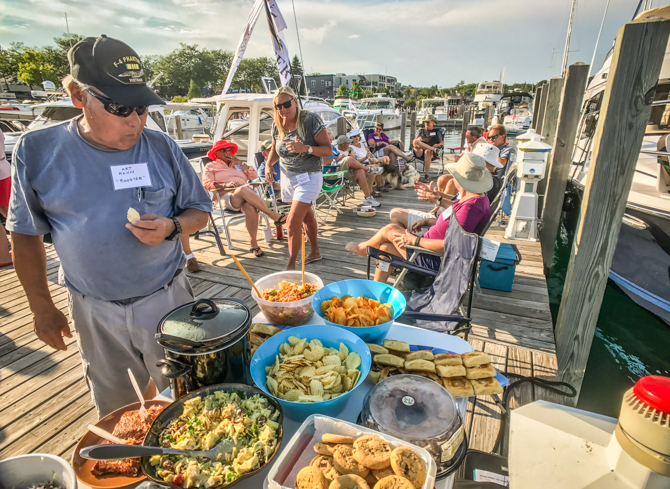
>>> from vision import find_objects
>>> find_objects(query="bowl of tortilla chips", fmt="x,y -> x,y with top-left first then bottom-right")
311,279 -> 406,342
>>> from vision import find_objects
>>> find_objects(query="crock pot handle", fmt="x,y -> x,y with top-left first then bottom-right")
154,333 -> 204,348
190,299 -> 219,320
156,358 -> 192,379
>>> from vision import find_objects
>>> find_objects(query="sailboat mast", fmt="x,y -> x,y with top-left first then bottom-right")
561,0 -> 578,76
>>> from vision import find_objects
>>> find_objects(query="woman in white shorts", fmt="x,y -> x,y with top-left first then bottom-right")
265,86 -> 332,270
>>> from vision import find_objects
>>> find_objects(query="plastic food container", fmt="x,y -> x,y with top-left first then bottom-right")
266,414 -> 437,489
311,279 -> 407,342
0,454 -> 77,489
360,374 -> 467,479
251,271 -> 323,326
249,324 -> 371,421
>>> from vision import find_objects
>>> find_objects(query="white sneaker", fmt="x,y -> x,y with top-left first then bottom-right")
364,196 -> 381,207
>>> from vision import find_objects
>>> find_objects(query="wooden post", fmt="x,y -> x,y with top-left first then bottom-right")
336,117 -> 347,137
554,15 -> 670,404
539,63 -> 589,270
536,76 -> 565,207
531,85 -> 543,130
375,113 -> 383,126
535,83 -> 549,134
409,111 -> 417,144
460,110 -> 471,148
400,112 -> 407,148
175,115 -> 184,140
541,76 -> 565,146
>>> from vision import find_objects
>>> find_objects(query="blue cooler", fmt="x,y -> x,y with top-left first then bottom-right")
478,243 -> 521,292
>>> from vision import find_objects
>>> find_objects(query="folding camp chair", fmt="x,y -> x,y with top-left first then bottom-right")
198,157 -> 272,251
316,170 -> 347,223
411,126 -> 446,175
191,213 -> 226,256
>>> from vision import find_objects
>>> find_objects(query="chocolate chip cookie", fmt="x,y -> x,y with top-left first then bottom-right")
352,435 -> 392,470
322,433 -> 356,444
310,454 -> 340,481
333,444 -> 370,478
295,466 -> 328,489
374,475 -> 415,489
313,442 -> 337,456
329,474 -> 371,489
389,447 -> 427,489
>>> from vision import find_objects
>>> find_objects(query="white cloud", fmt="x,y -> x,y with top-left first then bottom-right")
348,34 -> 360,40
299,20 -> 337,45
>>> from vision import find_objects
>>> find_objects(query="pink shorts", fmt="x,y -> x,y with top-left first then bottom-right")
0,177 -> 10,207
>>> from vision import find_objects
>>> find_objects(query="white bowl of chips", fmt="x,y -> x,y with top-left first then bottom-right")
249,325 -> 372,421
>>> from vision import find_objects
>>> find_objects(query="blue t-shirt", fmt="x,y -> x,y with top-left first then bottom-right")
494,143 -> 516,178
7,117 -> 212,301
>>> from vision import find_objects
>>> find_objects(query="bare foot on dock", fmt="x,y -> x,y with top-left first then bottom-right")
345,241 -> 366,256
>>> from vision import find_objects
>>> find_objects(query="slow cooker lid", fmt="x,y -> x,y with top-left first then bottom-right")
367,374 -> 461,440
161,298 -> 250,343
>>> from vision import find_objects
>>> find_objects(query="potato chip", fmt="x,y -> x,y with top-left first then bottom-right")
127,207 -> 140,223
320,295 -> 394,327
266,336 -> 362,404
345,352 -> 361,370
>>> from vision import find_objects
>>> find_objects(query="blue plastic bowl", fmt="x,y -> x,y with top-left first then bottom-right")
249,324 -> 372,422
311,280 -> 407,343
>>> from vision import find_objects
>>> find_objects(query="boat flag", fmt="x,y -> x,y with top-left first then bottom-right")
264,0 -> 292,87
348,99 -> 357,112
220,0 -> 265,95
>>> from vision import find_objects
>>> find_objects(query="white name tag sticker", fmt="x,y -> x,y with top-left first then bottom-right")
110,163 -> 151,190
378,260 -> 390,272
234,165 -> 243,171
296,172 -> 310,185
374,136 -> 380,140
430,132 -> 436,136
441,206 -> 454,221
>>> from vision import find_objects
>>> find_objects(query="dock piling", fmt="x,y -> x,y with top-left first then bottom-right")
540,63 -> 589,271
554,14 -> 670,404
409,111 -> 417,145
336,117 -> 347,137
400,112 -> 407,147
536,76 -> 565,207
174,115 -> 184,140
460,110 -> 471,148
535,83 -> 549,134
531,85 -> 543,130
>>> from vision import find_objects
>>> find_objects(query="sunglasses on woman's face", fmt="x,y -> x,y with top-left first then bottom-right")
85,88 -> 148,117
274,99 -> 293,110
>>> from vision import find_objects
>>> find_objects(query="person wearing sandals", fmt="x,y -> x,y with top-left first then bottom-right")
265,86 -> 331,270
345,153 -> 492,283
349,128 -> 386,197
0,131 -> 11,268
202,139 -> 287,257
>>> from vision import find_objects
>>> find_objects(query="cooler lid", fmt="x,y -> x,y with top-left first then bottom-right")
366,374 -> 461,441
494,244 -> 520,264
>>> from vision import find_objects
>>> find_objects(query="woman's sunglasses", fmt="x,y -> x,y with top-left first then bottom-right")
85,88 -> 148,117
274,99 -> 293,110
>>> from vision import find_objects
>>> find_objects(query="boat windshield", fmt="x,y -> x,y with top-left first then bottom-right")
28,106 -> 82,130
422,100 -> 445,108
359,100 -> 393,110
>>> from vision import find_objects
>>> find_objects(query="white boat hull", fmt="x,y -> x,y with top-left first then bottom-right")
504,115 -> 532,135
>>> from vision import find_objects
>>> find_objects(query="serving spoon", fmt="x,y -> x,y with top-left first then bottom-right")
79,437 -> 242,461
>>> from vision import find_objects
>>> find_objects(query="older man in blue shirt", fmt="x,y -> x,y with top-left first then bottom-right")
7,36 -> 212,417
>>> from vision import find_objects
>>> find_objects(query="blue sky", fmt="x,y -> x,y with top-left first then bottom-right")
0,0 -> 653,87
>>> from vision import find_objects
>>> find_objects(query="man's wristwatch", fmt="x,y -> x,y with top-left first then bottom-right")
307,146 -> 313,154
165,217 -> 182,241
436,197 -> 443,206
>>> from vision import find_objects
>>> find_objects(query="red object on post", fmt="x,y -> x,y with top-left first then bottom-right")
633,375 -> 670,415
276,225 -> 284,240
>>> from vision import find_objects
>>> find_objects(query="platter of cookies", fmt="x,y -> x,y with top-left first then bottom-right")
366,339 -> 507,397
266,414 -> 437,489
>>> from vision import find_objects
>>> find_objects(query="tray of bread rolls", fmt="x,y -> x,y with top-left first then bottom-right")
366,338 -> 507,397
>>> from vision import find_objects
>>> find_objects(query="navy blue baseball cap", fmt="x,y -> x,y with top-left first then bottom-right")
68,35 -> 165,106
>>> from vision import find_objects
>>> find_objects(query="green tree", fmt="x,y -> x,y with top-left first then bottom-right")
404,98 -> 416,109
187,79 -> 201,99
17,49 -> 57,86
350,80 -> 361,98
403,87 -> 411,99
232,57 -> 278,92
40,33 -> 86,81
336,83 -> 347,96
171,95 -> 188,103
289,54 -> 304,94
153,44 -> 233,92
0,43 -> 25,89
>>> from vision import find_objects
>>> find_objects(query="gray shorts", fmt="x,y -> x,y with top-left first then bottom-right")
68,273 -> 195,418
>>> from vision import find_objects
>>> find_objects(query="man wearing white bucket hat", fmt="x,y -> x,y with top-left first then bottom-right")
346,153 -> 492,282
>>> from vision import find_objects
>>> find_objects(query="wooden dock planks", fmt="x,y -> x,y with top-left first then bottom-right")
0,178 -> 558,462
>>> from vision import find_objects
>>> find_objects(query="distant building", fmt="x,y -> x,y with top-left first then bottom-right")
359,74 -> 399,95
305,73 -> 366,99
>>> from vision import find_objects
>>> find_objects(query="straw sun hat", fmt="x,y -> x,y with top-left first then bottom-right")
446,153 -> 493,194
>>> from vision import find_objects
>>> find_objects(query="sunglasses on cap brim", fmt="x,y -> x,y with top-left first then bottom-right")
274,99 -> 293,110
85,88 -> 148,117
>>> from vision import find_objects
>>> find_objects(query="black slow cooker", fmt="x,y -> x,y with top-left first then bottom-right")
155,298 -> 252,400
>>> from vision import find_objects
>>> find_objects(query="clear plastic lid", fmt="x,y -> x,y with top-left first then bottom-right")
360,374 -> 464,466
